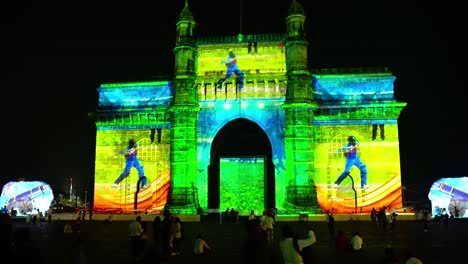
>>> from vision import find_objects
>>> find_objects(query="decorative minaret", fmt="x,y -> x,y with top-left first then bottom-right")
167,0 -> 199,214
281,0 -> 320,213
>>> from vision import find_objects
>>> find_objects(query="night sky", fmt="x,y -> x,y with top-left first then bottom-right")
3,1 -> 466,202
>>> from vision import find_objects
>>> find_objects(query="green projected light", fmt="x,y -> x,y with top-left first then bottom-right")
197,39 -> 286,77
219,157 -> 265,215
94,69 -> 405,215
92,3 -> 406,215
93,129 -> 171,213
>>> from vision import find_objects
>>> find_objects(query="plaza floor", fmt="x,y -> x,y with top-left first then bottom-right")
8,215 -> 468,264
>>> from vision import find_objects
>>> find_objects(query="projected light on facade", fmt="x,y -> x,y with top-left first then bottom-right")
90,1 -> 406,215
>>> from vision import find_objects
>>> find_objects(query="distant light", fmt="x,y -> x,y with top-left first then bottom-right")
223,103 -> 232,110
241,102 -> 248,109
257,103 -> 265,109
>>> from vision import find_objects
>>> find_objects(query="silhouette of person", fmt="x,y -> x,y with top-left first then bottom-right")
150,128 -> 162,144
326,210 -> 335,236
217,50 -> 245,90
372,124 -> 385,141
370,207 -> 378,226
334,136 -> 368,189
152,216 -> 163,260
114,139 -> 146,188
129,215 -> 144,260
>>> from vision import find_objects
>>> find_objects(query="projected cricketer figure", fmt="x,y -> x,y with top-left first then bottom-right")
217,50 -> 245,90
114,139 -> 147,188
334,136 -> 368,189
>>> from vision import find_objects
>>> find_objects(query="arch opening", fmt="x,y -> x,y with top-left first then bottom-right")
208,118 -> 275,215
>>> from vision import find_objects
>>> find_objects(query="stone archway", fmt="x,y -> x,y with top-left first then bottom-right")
208,118 -> 275,214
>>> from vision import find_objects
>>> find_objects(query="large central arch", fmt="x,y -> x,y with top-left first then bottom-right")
208,118 -> 275,214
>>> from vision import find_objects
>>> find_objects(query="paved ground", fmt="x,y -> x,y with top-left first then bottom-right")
7,215 -> 468,264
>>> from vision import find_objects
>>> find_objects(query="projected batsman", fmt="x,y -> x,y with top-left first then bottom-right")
334,136 -> 368,189
217,50 -> 245,90
114,139 -> 147,188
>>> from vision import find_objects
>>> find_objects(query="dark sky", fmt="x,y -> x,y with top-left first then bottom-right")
3,1 -> 466,201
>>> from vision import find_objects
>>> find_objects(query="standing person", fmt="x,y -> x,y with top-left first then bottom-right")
193,233 -> 211,256
334,136 -> 368,189
248,210 -> 257,221
442,210 -> 449,230
247,210 -> 257,233
370,207 -> 377,226
326,210 -> 335,236
170,216 -> 182,256
217,50 -> 245,90
261,210 -> 275,245
230,208 -> 238,223
129,215 -> 144,261
224,207 -> 230,223
152,216 -> 162,260
383,245 -> 399,264
160,211 -> 173,261
258,210 -> 268,240
379,207 -> 388,230
422,210 -> 429,232
390,211 -> 398,230
114,139 -> 147,189
259,210 -> 267,224
335,230 -> 348,255
244,218 -> 267,263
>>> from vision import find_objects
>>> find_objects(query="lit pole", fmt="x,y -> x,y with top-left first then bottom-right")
84,190 -> 88,207
70,177 -> 73,198
347,173 -> 358,213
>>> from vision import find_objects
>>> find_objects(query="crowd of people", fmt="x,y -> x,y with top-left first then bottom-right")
2,207 -> 435,263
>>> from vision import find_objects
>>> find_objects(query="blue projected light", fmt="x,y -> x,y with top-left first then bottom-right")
429,177 -> 468,218
0,181 -> 54,216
